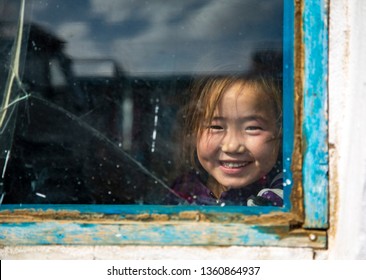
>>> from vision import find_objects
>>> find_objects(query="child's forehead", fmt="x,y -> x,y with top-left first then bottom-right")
208,81 -> 270,105
204,82 -> 277,118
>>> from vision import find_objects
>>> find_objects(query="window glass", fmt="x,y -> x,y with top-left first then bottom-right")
0,0 -> 284,206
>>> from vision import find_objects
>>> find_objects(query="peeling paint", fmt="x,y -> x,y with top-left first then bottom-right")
302,0 -> 329,229
291,0 -> 305,221
0,220 -> 326,248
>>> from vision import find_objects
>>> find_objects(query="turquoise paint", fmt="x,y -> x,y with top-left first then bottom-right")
0,221 -> 326,247
302,0 -> 329,228
0,204 -> 287,215
0,222 -> 287,247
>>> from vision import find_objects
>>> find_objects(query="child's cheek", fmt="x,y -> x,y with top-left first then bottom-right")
197,133 -> 218,160
204,133 -> 222,151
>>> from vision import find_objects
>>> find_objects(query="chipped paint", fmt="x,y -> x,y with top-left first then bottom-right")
0,220 -> 326,248
0,209 -> 299,224
0,206 -> 323,247
302,0 -> 329,229
289,0 -> 329,231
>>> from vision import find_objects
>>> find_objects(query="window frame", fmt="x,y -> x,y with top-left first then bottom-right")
0,0 -> 328,247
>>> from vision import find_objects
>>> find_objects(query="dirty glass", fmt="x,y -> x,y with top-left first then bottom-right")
0,0 -> 284,205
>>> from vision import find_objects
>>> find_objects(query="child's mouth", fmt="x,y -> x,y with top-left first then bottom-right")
220,161 -> 251,169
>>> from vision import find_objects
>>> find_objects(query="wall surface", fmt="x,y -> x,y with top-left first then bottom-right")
327,0 -> 366,259
1,0 -> 366,260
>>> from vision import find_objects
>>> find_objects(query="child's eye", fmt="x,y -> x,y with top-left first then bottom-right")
208,125 -> 224,131
245,126 -> 263,132
246,126 -> 262,130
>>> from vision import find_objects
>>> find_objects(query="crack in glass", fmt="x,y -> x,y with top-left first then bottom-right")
0,0 -> 283,206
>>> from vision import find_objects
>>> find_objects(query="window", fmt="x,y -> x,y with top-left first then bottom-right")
0,0 -> 328,247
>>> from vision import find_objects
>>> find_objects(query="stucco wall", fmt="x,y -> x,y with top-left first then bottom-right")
327,0 -> 366,259
1,0 -> 366,260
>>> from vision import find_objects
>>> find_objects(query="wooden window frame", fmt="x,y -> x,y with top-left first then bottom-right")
0,0 -> 328,248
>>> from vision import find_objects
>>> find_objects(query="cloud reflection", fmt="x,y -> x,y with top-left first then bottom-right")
31,0 -> 283,75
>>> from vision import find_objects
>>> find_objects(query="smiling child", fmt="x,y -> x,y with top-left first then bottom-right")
168,73 -> 283,206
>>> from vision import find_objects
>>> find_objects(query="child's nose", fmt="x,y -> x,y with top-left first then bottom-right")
221,131 -> 245,153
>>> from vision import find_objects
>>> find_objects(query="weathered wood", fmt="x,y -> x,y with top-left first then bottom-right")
302,0 -> 329,228
0,221 -> 326,248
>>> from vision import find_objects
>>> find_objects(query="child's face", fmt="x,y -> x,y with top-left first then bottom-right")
196,83 -> 280,189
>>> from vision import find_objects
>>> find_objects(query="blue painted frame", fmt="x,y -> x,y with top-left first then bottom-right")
302,0 -> 329,229
0,0 -> 329,246
282,0 -> 295,209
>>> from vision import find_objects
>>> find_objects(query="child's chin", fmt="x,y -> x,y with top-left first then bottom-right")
218,180 -> 254,190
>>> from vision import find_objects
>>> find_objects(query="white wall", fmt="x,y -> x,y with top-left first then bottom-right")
328,0 -> 366,259
1,0 -> 366,260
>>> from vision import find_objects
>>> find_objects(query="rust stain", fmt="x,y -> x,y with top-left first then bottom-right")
177,211 -> 209,222
290,0 -> 305,222
242,212 -> 302,226
124,213 -> 170,221
150,214 -> 170,221
0,209 -> 301,226
328,143 -> 339,241
326,0 -> 350,241
0,209 -> 83,221
125,213 -> 151,221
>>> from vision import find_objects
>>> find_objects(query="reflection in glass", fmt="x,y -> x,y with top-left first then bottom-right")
0,0 -> 283,205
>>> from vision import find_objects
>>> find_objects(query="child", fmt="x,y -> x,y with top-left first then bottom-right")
167,73 -> 283,206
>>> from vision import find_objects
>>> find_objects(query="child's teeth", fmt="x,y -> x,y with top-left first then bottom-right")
223,162 -> 246,168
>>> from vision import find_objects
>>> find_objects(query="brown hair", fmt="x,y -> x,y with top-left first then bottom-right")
181,73 -> 282,169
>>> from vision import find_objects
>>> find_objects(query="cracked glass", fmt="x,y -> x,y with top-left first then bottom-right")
0,0 -> 284,205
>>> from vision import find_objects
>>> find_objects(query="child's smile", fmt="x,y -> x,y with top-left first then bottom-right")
219,160 -> 253,174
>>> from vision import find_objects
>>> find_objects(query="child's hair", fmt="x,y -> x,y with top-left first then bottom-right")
181,72 -> 282,170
